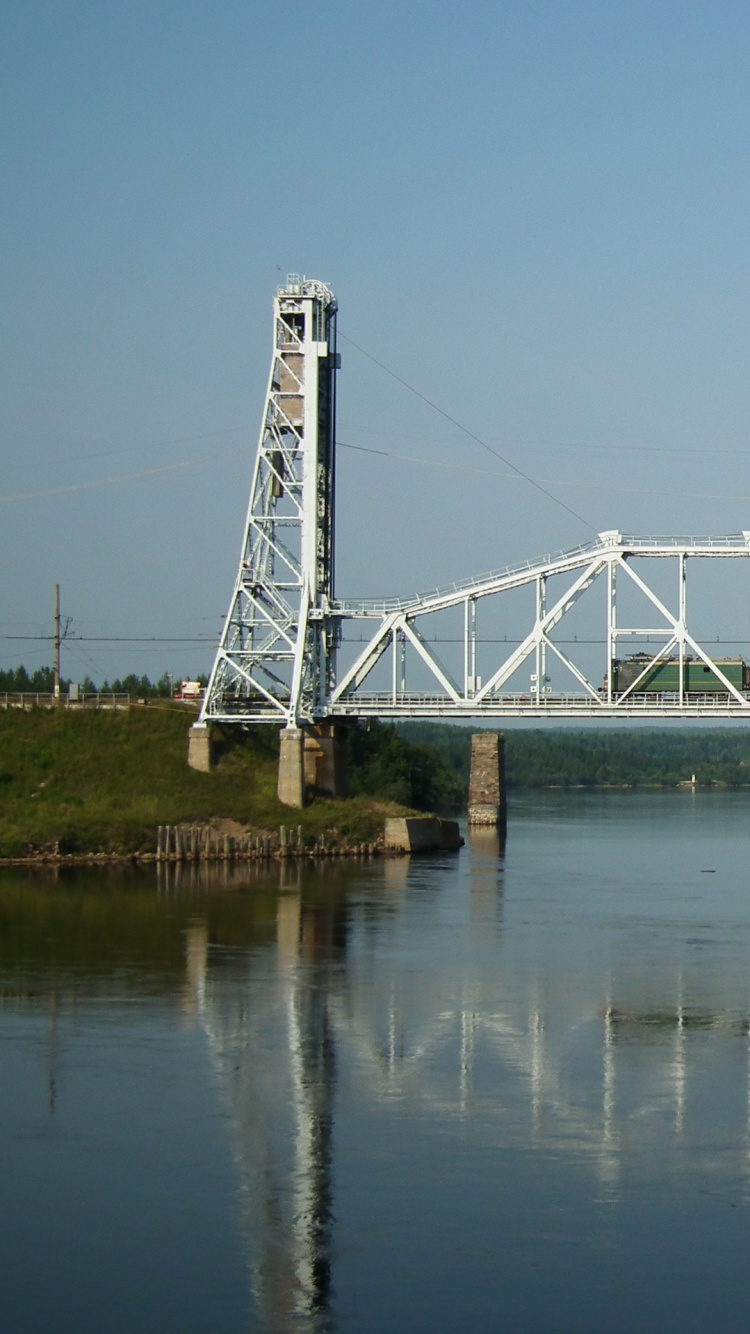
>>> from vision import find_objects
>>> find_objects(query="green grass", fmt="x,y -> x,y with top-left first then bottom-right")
0,707 -> 408,857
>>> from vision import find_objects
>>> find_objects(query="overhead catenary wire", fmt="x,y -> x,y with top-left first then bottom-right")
2,436 -> 747,509
63,641 -> 110,681
338,330 -> 598,533
0,449 -> 246,505
0,420 -> 748,511
0,426 -> 250,475
7,414 -> 750,479
339,421 -> 750,458
337,440 -> 750,506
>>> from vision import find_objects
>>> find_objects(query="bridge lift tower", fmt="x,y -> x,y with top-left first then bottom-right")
189,275 -> 344,802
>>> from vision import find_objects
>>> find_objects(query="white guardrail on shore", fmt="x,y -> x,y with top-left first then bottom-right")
0,693 -> 132,710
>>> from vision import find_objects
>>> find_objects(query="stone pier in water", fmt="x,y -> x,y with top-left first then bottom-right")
468,732 -> 507,827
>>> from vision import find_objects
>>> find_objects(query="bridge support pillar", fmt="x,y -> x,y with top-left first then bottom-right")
278,723 -> 349,808
468,732 -> 506,827
303,723 -> 349,798
277,728 -> 305,807
187,723 -> 213,772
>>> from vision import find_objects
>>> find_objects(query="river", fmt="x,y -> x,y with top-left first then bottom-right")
3,791 -> 750,1332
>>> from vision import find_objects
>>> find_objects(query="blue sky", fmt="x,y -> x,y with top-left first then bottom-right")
4,1 -> 750,682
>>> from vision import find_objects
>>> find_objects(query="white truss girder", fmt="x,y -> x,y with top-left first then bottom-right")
200,280 -> 750,725
329,532 -> 750,719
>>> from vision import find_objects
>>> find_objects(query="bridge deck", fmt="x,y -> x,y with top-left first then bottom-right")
206,693 -> 750,723
332,695 -> 750,719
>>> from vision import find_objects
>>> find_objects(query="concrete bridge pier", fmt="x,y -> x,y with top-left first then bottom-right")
468,732 -> 507,828
188,723 -> 213,773
277,723 -> 349,808
187,721 -> 348,806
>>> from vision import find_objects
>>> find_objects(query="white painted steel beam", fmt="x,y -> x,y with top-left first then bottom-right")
201,277 -> 339,727
199,282 -> 750,726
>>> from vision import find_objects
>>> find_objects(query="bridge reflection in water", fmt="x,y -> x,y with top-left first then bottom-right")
7,800 -> 750,1331
171,821 -> 750,1331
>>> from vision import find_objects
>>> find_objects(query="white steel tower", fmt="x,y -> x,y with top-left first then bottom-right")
200,276 -> 339,727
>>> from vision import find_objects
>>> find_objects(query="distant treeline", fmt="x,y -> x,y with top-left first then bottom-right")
9,665 -> 750,799
396,722 -> 750,790
0,666 -> 206,697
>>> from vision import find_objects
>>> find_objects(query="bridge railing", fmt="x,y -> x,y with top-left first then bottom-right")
620,533 -> 750,549
333,537 -> 606,615
333,533 -> 750,616
329,690 -> 750,712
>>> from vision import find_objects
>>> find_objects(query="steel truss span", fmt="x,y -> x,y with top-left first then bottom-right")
325,531 -> 750,720
201,282 -> 750,725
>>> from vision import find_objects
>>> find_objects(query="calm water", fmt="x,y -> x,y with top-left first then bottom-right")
4,792 -> 750,1332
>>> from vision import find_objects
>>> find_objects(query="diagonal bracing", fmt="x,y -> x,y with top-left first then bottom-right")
200,280 -> 750,724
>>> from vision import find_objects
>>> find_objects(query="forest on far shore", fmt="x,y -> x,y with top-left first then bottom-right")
395,722 -> 750,792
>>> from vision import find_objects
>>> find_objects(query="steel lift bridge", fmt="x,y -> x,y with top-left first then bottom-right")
198,277 -> 750,747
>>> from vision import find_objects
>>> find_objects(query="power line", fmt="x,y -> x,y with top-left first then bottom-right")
339,421 -> 750,458
338,330 -> 598,533
0,426 -> 250,475
337,439 -> 750,506
8,413 -> 750,481
64,641 -> 109,680
0,449 -> 245,505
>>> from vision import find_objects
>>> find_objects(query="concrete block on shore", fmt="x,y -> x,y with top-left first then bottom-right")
384,817 -> 464,853
439,819 -> 464,849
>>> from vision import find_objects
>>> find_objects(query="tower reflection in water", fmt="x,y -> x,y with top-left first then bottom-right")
185,863 -> 346,1333
173,833 -> 750,1328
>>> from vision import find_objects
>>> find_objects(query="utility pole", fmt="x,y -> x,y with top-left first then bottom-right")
54,584 -> 61,699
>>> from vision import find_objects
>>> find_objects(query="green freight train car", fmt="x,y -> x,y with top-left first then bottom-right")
610,655 -> 750,694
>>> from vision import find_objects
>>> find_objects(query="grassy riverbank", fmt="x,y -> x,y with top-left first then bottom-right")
14,707 -> 741,861
0,708 -> 412,858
